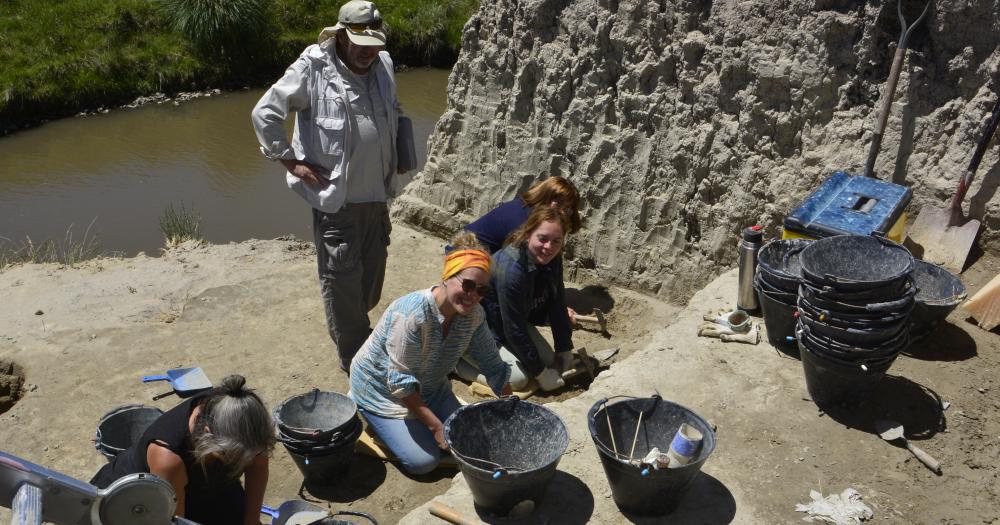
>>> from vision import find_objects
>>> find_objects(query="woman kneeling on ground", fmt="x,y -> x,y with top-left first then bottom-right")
91,375 -> 275,525
350,233 -> 513,475
456,206 -> 575,393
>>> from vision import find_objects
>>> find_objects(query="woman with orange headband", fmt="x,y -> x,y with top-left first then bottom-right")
349,232 -> 512,475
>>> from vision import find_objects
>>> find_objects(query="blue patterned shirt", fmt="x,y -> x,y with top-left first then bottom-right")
349,288 -> 511,418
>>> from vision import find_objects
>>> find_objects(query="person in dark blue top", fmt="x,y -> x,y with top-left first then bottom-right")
456,206 -> 575,391
465,176 -> 582,254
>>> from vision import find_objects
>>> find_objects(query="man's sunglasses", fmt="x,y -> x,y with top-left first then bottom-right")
345,19 -> 383,33
459,278 -> 491,297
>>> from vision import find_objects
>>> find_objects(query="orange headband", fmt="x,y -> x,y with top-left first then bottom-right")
442,249 -> 491,281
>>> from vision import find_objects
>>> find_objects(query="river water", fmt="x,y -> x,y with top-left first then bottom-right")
0,68 -> 449,256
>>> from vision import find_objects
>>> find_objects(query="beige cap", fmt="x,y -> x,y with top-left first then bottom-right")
317,0 -> 387,46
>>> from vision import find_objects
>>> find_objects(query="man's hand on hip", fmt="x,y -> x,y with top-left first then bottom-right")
280,159 -> 329,188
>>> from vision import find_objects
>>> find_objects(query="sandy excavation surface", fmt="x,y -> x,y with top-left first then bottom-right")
1,224 -> 998,524
0,223 -> 674,524
403,257 -> 1000,524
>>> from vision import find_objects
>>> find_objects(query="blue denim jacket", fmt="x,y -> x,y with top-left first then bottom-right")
482,244 -> 574,377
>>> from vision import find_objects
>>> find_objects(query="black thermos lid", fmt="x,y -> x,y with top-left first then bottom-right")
742,225 -> 763,243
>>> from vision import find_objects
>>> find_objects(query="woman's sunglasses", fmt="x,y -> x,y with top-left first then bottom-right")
345,19 -> 383,33
459,278 -> 491,297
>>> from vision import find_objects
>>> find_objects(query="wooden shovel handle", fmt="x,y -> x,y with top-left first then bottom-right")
952,95 -> 1000,209
863,46 -> 907,178
906,442 -> 942,474
429,501 -> 483,525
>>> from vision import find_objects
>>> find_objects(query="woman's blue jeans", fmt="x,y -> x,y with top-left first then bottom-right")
359,391 -> 460,475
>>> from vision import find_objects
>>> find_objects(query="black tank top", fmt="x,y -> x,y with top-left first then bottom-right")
90,395 -> 246,525
92,395 -> 231,489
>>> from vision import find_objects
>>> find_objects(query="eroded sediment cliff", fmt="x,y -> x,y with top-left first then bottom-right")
393,0 -> 1000,302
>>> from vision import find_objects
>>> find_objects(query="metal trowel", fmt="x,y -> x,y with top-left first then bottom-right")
875,419 -> 941,474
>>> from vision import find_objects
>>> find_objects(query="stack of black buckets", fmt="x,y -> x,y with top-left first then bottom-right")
755,239 -> 813,353
794,235 -> 915,406
274,390 -> 363,485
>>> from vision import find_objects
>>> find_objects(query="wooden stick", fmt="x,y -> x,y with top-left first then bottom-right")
605,407 -> 618,456
429,500 -> 485,525
628,411 -> 644,460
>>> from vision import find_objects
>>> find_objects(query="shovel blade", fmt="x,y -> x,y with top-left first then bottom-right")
907,204 -> 980,274
874,419 -> 904,441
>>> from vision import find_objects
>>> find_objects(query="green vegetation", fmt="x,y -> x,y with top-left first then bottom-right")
159,203 -> 203,247
0,0 -> 477,132
0,220 -> 104,269
157,0 -> 270,53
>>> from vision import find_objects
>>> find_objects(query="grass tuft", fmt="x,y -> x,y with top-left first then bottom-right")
159,202 -> 203,247
0,219 -> 104,269
155,0 -> 269,56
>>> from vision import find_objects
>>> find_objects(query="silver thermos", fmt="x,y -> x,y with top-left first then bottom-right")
737,225 -> 763,313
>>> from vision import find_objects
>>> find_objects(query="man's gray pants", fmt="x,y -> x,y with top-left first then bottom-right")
312,202 -> 391,370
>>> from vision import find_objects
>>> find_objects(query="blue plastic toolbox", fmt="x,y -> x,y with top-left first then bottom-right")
782,171 -> 911,241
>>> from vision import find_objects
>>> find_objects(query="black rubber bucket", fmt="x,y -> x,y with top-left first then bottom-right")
95,404 -> 164,461
797,323 -> 905,364
797,296 -> 913,327
587,396 -> 716,516
799,339 -> 896,407
754,272 -> 798,300
798,305 -> 909,347
799,235 -> 914,291
798,280 -> 916,314
262,500 -> 378,525
275,389 -> 359,441
444,399 -> 568,515
286,437 -> 356,486
757,239 -> 811,293
757,285 -> 798,355
278,414 -> 362,455
911,260 -> 967,337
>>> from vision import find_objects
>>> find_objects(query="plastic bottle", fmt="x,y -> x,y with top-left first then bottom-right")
737,225 -> 764,313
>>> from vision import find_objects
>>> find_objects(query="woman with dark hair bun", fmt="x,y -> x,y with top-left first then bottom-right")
90,374 -> 275,525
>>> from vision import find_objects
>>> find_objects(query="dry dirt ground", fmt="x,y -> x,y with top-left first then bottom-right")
0,223 -> 998,524
0,223 -> 673,524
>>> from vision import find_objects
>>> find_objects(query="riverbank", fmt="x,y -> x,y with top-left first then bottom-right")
0,0 -> 474,134
1,225 -> 998,523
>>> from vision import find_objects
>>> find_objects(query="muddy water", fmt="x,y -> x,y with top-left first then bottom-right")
0,68 -> 449,256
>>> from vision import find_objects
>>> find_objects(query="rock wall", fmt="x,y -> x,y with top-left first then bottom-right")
393,0 -> 1000,302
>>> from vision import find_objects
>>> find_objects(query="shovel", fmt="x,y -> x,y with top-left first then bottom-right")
141,367 -> 212,401
907,95 -> 1000,273
862,0 -> 932,179
875,419 -> 941,474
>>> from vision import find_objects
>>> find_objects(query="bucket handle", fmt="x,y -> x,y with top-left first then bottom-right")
590,395 -> 661,463
864,295 -> 913,312
330,510 -> 379,525
259,505 -> 279,518
448,446 -> 525,477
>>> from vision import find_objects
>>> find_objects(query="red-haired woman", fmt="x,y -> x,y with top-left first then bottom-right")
457,207 -> 575,392
465,176 -> 581,254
